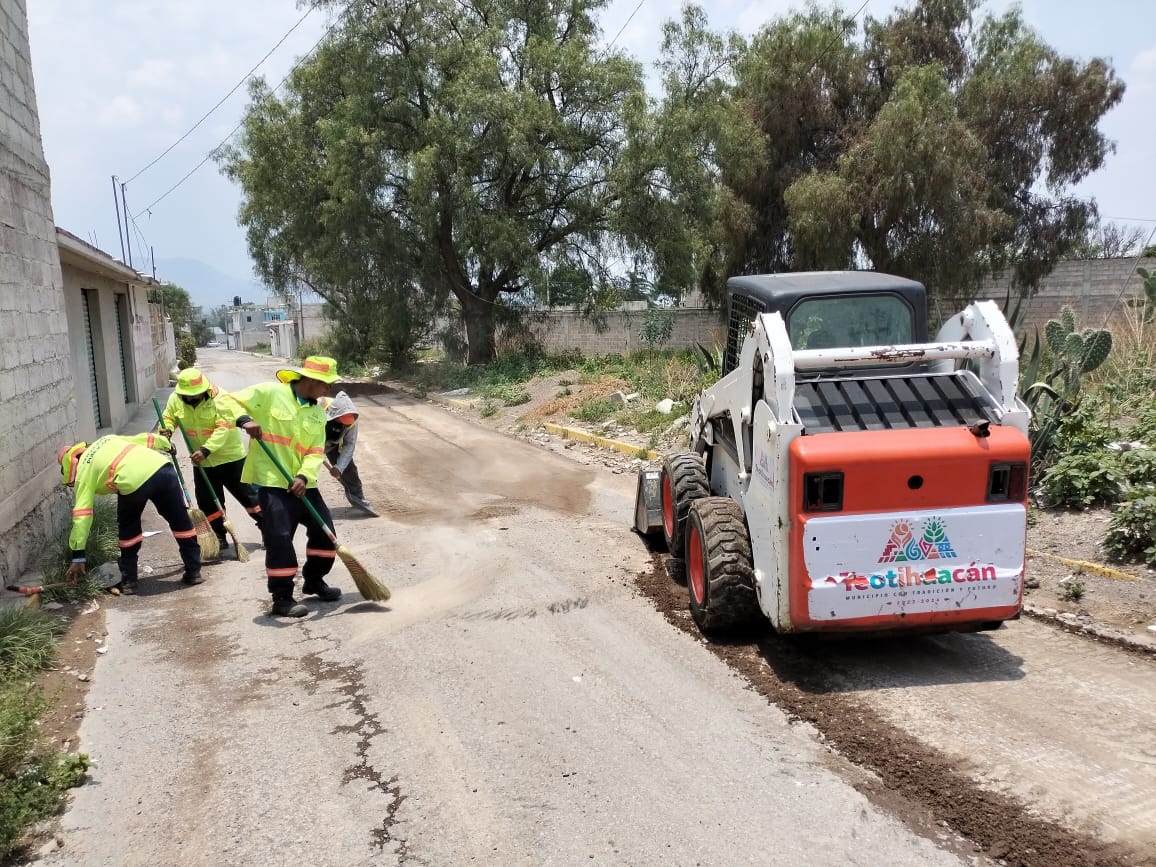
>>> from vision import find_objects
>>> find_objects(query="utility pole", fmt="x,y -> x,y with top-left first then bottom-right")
150,246 -> 157,280
120,182 -> 134,268
111,175 -> 126,262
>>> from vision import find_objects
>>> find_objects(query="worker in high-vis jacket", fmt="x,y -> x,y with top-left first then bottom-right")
57,433 -> 203,594
319,390 -> 376,515
217,356 -> 342,618
160,367 -> 263,551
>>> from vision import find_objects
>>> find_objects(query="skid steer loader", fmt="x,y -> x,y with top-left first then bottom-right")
634,272 -> 1031,635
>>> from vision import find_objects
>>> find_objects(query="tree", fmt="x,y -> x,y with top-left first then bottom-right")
778,0 -> 1124,310
635,1 -> 1124,312
221,0 -> 645,365
149,282 -> 194,331
1070,221 -> 1150,259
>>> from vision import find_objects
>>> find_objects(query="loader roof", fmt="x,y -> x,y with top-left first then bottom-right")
726,271 -> 926,297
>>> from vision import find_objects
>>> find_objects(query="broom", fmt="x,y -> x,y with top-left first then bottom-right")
171,416 -> 249,563
254,438 -> 390,602
151,398 -> 220,561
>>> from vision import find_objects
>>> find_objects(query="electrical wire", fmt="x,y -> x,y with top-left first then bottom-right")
125,3 -> 319,185
605,0 -> 646,53
133,2 -> 355,219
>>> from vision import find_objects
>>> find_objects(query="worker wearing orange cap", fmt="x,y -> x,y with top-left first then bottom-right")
57,433 -> 202,594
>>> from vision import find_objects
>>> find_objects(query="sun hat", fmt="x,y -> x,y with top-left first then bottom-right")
276,355 -> 340,385
175,368 -> 212,396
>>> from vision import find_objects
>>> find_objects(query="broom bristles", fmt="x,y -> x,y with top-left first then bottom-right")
337,545 -> 390,601
189,507 -> 220,560
222,518 -> 249,562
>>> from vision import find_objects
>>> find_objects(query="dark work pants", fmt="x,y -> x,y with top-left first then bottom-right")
117,464 -> 201,582
325,445 -> 364,500
257,486 -> 337,598
192,457 -> 263,539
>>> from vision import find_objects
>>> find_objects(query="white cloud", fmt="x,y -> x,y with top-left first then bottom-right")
98,95 -> 143,128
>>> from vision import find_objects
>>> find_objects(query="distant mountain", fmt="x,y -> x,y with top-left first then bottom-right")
153,257 -> 273,310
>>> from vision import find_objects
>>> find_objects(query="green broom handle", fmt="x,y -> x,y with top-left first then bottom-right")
169,414 -> 229,518
253,436 -> 339,545
152,397 -> 194,506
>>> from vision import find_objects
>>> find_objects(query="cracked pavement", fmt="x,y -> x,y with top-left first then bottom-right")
39,350 -> 968,866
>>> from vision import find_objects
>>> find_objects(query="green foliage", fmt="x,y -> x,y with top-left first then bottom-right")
1039,452 -> 1124,509
222,0 -> 645,365
639,307 -> 675,348
1059,576 -> 1086,602
0,618 -> 89,861
1104,491 -> 1156,567
148,282 -> 194,330
574,397 -> 617,423
1133,267 -> 1156,324
190,319 -> 213,347
483,382 -> 532,407
177,332 -> 197,369
1042,306 -> 1113,393
295,337 -> 327,363
480,401 -> 499,419
39,499 -> 119,581
0,609 -> 60,682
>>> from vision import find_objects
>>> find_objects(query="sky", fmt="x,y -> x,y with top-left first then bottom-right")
25,0 -> 1156,303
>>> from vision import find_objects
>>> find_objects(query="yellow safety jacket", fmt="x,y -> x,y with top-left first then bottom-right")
68,433 -> 173,552
217,382 -> 326,488
161,386 -> 246,467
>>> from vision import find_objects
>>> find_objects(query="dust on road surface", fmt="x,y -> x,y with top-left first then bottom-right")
40,349 -> 966,867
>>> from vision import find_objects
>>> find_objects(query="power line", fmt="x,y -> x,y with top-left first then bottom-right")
134,2 -> 354,219
125,3 -> 319,185
606,0 -> 646,52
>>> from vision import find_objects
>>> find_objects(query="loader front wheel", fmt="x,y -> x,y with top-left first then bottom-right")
686,497 -> 761,633
661,453 -> 709,556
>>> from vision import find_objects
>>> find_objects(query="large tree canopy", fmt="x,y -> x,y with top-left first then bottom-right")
636,0 -> 1124,312
221,0 -> 645,364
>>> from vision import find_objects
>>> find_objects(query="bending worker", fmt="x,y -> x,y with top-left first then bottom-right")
217,356 -> 343,618
319,390 -> 377,515
160,367 -> 263,551
57,433 -> 202,594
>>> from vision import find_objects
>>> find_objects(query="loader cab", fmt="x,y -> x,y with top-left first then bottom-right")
721,272 -> 929,377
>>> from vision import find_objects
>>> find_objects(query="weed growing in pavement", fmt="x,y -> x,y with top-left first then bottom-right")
480,400 -> 499,418
0,609 -> 89,860
1060,576 -> 1086,602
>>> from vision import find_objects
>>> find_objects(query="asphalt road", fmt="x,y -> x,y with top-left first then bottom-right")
40,349 -> 966,867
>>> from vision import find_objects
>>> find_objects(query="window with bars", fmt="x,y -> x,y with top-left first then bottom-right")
723,293 -> 766,375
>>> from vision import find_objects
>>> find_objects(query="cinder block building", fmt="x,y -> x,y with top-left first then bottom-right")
1,0 -> 176,588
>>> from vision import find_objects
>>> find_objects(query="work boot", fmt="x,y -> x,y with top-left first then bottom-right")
302,579 -> 342,602
182,571 -> 204,585
216,535 -> 229,551
346,494 -> 378,515
118,579 -> 138,595
271,597 -> 308,618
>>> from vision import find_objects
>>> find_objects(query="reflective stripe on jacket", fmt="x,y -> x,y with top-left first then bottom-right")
161,386 -> 245,466
68,433 -> 172,551
217,382 -> 326,488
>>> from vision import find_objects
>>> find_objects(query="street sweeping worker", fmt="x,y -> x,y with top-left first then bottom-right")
217,356 -> 343,618
319,390 -> 376,515
58,433 -> 202,594
160,367 -> 263,550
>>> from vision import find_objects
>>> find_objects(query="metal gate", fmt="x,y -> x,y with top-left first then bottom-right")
81,289 -> 103,429
114,293 -> 133,402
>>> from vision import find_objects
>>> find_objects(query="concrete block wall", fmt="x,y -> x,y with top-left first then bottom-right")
527,307 -> 726,356
0,0 -> 77,584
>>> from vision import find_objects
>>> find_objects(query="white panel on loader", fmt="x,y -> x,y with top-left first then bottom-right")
804,504 -> 1026,621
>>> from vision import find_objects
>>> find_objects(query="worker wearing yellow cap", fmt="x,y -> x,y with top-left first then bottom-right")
217,356 -> 342,617
57,433 -> 202,594
160,367 -> 263,551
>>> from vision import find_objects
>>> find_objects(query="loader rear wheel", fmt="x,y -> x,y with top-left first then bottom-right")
661,453 -> 709,556
685,497 -> 761,633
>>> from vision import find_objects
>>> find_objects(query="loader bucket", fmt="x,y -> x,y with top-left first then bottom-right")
634,469 -> 664,537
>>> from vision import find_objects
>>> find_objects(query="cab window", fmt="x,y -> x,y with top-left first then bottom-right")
789,294 -> 913,350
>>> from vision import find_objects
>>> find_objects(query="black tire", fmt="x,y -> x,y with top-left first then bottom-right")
685,497 -> 762,633
661,453 -> 709,555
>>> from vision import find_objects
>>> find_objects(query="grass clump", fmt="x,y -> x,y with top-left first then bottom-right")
38,499 -> 119,583
0,609 -> 88,859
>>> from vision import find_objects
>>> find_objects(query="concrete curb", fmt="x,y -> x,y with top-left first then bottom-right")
541,422 -> 657,461
1025,548 -> 1146,582
1023,602 -> 1156,657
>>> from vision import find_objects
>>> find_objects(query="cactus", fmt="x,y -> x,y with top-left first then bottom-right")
1131,267 -> 1156,323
